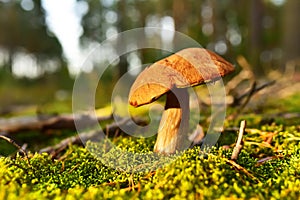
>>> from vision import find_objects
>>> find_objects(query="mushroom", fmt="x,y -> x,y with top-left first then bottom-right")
129,48 -> 234,154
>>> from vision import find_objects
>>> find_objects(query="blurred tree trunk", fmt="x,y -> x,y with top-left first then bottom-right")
135,1 -> 148,66
0,0 -> 63,75
283,0 -> 300,65
172,0 -> 188,32
116,0 -> 128,79
7,49 -> 14,73
250,0 -> 264,76
172,0 -> 193,50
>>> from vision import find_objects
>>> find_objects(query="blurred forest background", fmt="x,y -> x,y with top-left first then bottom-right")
0,0 -> 299,115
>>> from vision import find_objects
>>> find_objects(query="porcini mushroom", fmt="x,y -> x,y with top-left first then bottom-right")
129,48 -> 234,154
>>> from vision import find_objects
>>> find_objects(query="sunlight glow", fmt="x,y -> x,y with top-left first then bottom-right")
42,0 -> 87,75
12,52 -> 40,78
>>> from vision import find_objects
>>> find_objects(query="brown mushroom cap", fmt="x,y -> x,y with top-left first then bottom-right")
129,48 -> 234,107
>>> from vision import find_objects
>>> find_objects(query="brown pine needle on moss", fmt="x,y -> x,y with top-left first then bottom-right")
226,159 -> 260,183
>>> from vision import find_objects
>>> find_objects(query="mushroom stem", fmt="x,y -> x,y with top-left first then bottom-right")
154,87 -> 190,154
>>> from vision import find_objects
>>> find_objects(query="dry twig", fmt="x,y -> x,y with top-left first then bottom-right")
0,134 -> 29,160
233,80 -> 276,107
227,80 -> 276,120
231,120 -> 246,160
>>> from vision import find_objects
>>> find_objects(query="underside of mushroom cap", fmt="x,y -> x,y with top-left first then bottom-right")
129,48 -> 235,107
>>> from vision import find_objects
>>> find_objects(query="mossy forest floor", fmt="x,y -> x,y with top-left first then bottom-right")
0,87 -> 300,199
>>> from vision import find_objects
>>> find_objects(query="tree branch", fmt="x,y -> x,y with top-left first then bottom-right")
0,113 -> 113,134
39,117 -> 147,157
233,80 -> 276,106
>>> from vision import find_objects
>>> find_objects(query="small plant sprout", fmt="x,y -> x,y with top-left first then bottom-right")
129,48 -> 234,154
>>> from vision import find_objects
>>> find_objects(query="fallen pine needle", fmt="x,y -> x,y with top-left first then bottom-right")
226,159 -> 260,183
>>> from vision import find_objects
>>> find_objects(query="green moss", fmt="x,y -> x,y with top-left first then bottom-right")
0,125 -> 299,199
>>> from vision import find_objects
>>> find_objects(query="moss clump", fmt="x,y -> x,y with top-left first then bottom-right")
0,124 -> 299,199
